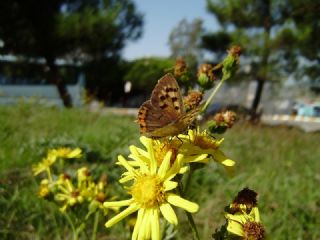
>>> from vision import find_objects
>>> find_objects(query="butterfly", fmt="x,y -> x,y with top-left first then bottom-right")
137,73 -> 201,139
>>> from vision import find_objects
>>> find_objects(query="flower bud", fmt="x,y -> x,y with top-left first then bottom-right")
174,58 -> 187,77
183,90 -> 203,111
197,63 -> 216,89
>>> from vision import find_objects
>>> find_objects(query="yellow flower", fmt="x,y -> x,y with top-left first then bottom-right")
32,154 -> 56,177
49,147 -> 82,159
55,174 -> 84,212
37,179 -> 51,198
104,137 -> 199,240
225,205 -> 265,239
179,128 -> 235,175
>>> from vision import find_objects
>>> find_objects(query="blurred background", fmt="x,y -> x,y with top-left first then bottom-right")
0,0 -> 319,119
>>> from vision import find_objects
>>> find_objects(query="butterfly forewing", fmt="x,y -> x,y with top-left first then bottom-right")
150,74 -> 184,119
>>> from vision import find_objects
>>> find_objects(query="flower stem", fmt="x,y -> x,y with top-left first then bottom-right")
202,77 -> 226,113
63,212 -> 78,240
185,210 -> 200,240
160,219 -> 167,240
91,211 -> 99,240
177,181 -> 200,240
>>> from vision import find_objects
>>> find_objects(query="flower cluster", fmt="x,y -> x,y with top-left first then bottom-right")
32,147 -> 112,215
103,129 -> 235,240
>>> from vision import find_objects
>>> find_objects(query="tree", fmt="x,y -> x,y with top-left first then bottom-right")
168,18 -> 204,73
203,0 -> 319,118
0,0 -> 143,107
282,0 -> 320,93
124,57 -> 175,92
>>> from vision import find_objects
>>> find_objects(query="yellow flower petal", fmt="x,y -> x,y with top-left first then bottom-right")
132,208 -> 144,240
226,218 -> 244,236
105,203 -> 139,228
167,194 -> 199,213
158,151 -> 171,179
104,199 -> 133,208
163,180 -> 178,191
119,175 -> 134,183
160,202 -> 178,225
184,154 -> 209,163
164,154 -> 184,181
144,210 -> 152,239
179,165 -> 189,174
67,148 -> 82,158
151,209 -> 160,240
117,155 -> 137,176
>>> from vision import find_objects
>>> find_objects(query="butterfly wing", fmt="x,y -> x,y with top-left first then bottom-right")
150,73 -> 184,120
138,100 -> 175,136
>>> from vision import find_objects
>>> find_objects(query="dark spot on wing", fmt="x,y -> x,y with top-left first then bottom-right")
160,103 -> 168,109
171,97 -> 178,102
160,95 -> 166,100
174,106 -> 179,110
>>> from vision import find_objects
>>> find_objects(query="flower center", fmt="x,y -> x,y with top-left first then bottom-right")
154,142 -> 178,166
131,174 -> 165,208
194,135 -> 219,149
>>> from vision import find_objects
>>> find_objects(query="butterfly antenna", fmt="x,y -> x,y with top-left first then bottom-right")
175,136 -> 184,144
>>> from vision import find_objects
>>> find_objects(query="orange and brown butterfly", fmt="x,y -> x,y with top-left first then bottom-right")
137,73 -> 201,139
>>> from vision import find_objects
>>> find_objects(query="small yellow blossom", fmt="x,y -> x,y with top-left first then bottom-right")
49,147 -> 82,159
32,154 -> 56,177
55,174 -> 84,212
37,179 -> 51,198
179,128 -> 235,175
104,137 -> 199,240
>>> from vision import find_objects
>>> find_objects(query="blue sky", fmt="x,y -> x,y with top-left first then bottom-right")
123,0 -> 219,60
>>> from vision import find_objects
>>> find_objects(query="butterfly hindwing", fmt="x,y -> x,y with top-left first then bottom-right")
148,107 -> 201,138
138,100 -> 174,135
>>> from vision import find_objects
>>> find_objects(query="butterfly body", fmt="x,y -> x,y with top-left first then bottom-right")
138,73 -> 200,139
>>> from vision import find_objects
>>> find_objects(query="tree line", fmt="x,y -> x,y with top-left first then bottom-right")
0,0 -> 319,116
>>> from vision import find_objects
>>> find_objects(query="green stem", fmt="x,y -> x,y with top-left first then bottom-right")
63,212 -> 78,240
91,211 -> 99,240
202,77 -> 226,113
183,166 -> 196,194
177,181 -> 200,240
47,169 -> 53,182
185,210 -> 200,240
160,219 -> 167,240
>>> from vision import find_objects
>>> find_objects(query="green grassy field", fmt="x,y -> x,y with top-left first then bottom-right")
0,103 -> 319,239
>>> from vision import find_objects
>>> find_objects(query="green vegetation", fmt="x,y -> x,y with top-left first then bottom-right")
1,104 -> 319,239
203,0 -> 320,116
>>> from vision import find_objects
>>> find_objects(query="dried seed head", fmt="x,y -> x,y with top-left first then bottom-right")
231,188 -> 258,213
174,58 -> 187,77
184,90 -> 203,111
243,222 -> 265,240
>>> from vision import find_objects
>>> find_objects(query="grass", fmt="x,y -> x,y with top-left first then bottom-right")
0,103 -> 319,239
